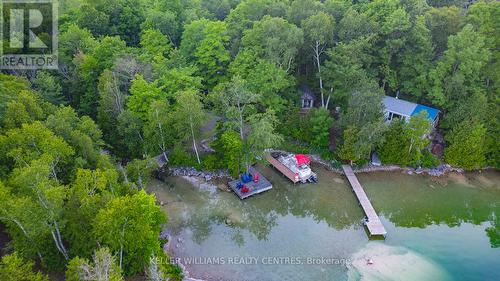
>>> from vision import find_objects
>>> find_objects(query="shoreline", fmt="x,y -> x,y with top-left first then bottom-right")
156,152 -> 497,182
161,230 -> 208,281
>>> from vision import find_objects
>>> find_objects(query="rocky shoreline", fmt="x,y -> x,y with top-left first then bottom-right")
353,164 -> 464,177
295,153 -> 469,177
156,153 -> 484,186
156,166 -> 233,181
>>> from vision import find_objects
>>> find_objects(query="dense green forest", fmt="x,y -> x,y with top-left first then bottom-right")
0,0 -> 498,279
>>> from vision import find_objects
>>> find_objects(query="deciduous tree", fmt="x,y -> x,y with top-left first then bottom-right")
127,75 -> 163,121
0,252 -> 49,281
302,12 -> 335,108
93,190 -> 165,275
241,16 -> 303,72
173,91 -> 206,164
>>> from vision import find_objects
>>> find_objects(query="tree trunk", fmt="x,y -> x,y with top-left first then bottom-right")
35,191 -> 68,260
155,108 -> 169,163
190,120 -> 201,164
119,218 -> 128,270
237,102 -> 244,141
314,41 -> 325,108
51,229 -> 69,260
53,220 -> 69,260
1,217 -> 43,262
119,164 -> 129,184
119,244 -> 123,270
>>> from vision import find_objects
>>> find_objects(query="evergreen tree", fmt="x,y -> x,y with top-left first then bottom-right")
445,120 -> 487,169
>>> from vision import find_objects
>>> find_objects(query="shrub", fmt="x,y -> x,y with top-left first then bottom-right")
420,150 -> 440,168
202,154 -> 223,171
169,146 -> 197,167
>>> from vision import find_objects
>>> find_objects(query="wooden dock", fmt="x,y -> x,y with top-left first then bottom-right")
228,166 -> 273,199
342,165 -> 387,237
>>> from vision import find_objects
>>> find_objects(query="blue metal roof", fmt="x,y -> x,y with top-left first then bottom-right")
411,104 -> 440,121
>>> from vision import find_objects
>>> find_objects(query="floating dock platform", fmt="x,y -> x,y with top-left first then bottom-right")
342,165 -> 387,237
228,166 -> 273,199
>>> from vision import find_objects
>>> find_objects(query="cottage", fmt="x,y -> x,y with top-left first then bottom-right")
299,85 -> 316,109
383,96 -> 440,127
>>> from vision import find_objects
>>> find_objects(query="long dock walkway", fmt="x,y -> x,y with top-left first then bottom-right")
342,165 -> 387,237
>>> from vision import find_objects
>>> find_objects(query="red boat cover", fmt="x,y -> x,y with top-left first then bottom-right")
295,154 -> 310,166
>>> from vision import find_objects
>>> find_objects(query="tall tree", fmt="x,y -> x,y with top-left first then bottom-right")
466,0 -> 500,90
45,106 -> 104,169
245,111 -> 283,170
378,120 -> 410,165
378,112 -> 432,166
139,28 -> 172,64
337,7 -> 375,42
93,190 -> 165,275
180,19 -> 230,89
214,130 -> 244,177
430,24 -> 490,107
65,168 -> 122,259
230,56 -> 294,113
397,16 -> 433,99
405,112 -> 432,164
302,12 -> 335,108
339,126 -> 361,165
340,89 -> 386,162
225,0 -> 288,54
424,6 -> 464,57
116,110 -> 145,158
210,76 -> 260,140
32,71 -> 65,105
287,0 -> 323,26
445,119 -> 487,169
0,74 -> 30,120
144,101 -> 174,159
125,158 -> 158,189
307,108 -> 333,149
323,37 -> 376,104
66,247 -> 123,281
156,67 -> 203,100
173,91 -> 206,164
364,0 -> 412,92
0,252 -> 49,281
97,69 -> 125,152
0,122 -> 74,176
341,88 -> 385,129
2,91 -> 47,130
9,158 -> 71,261
0,184 -> 46,263
241,16 -> 304,72
127,75 -> 163,121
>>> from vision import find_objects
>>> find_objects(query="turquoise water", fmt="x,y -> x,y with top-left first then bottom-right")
148,166 -> 500,281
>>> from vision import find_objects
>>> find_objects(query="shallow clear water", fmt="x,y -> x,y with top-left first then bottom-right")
148,166 -> 500,281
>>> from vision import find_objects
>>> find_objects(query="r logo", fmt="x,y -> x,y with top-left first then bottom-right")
9,8 -> 48,49
1,0 -> 58,69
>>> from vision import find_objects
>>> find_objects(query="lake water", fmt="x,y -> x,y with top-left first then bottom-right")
148,165 -> 500,281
